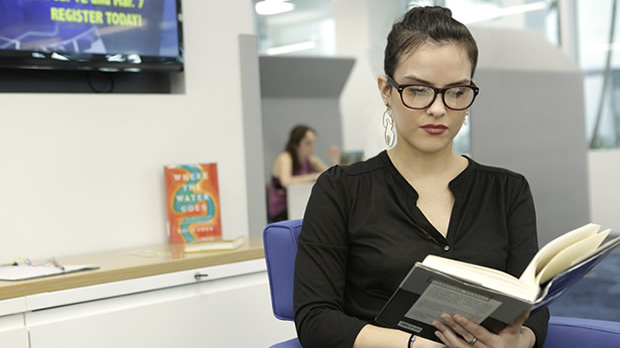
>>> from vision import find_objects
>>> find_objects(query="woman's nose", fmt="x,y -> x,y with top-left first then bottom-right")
427,93 -> 447,117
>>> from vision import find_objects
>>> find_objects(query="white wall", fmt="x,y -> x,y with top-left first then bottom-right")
333,0 -> 401,156
588,149 -> 620,234
334,0 -> 417,159
0,0 -> 255,261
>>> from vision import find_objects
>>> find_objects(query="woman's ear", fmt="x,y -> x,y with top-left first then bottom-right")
377,75 -> 392,105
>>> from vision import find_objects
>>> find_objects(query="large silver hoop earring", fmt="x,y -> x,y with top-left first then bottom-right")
382,106 -> 396,148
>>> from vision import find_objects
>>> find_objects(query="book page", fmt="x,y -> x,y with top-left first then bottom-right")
534,229 -> 610,284
404,279 -> 503,325
534,235 -> 620,306
519,223 -> 600,286
422,256 -> 536,300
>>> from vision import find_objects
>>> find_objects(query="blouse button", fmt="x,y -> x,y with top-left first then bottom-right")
444,245 -> 450,251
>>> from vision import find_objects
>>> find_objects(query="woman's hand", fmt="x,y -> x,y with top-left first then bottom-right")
432,310 -> 535,348
328,145 -> 341,165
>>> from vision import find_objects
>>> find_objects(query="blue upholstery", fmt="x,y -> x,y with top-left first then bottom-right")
264,219 -> 303,321
264,219 -> 303,348
263,219 -> 620,348
544,316 -> 620,348
267,338 -> 303,348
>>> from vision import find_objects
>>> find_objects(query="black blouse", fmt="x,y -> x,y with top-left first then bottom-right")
293,150 -> 549,348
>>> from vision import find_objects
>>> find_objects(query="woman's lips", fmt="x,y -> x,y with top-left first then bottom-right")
421,124 -> 448,135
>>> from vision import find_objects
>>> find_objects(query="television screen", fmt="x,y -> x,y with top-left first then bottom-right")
0,0 -> 183,72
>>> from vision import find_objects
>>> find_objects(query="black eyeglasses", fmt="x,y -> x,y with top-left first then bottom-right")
386,75 -> 479,111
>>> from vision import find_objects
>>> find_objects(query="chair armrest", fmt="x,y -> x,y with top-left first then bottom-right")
544,316 -> 620,348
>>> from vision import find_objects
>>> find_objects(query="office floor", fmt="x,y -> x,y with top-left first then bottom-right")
548,248 -> 620,321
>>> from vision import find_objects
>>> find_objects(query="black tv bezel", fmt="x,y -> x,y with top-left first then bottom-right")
0,0 -> 184,73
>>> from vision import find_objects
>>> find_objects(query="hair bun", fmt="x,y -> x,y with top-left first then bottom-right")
406,5 -> 453,20
383,5 -> 478,78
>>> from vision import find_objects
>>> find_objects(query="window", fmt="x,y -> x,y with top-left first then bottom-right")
252,0 -> 335,56
577,0 -> 620,148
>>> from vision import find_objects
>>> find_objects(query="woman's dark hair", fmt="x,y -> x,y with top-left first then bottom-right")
384,6 -> 478,78
285,125 -> 316,172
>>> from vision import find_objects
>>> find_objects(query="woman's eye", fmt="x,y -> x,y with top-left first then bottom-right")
448,88 -> 465,97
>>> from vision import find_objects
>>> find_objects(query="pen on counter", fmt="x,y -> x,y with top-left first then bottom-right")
0,257 -> 65,271
50,258 -> 65,272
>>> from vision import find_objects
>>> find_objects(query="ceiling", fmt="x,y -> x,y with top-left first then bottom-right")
252,0 -> 333,27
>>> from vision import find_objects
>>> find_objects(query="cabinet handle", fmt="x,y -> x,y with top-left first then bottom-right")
194,272 -> 209,280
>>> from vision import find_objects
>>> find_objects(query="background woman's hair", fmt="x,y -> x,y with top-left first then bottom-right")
384,6 -> 478,78
285,125 -> 316,172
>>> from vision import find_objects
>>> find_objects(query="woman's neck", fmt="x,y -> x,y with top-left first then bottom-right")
387,145 -> 464,181
297,154 -> 309,163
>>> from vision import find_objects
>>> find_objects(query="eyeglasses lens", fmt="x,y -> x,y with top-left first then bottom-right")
402,86 -> 475,110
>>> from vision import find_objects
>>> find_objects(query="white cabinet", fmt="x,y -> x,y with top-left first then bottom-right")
25,268 -> 296,348
0,314 -> 29,348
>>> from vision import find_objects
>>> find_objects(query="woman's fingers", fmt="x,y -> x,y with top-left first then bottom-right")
432,318 -> 463,347
433,314 -> 490,347
439,314 -> 471,341
433,309 -> 533,348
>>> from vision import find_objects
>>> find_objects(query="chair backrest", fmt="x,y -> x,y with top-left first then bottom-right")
263,219 -> 303,321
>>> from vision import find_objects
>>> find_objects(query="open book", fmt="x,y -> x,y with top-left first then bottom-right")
375,223 -> 620,342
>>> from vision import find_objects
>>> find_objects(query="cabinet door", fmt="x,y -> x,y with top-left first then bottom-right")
193,272 -> 297,347
27,271 -> 296,348
0,314 -> 29,348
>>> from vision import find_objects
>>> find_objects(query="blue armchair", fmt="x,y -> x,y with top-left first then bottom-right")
264,219 -> 303,348
263,219 -> 620,348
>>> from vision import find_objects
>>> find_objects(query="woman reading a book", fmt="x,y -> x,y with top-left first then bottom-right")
268,124 -> 340,222
293,6 -> 549,348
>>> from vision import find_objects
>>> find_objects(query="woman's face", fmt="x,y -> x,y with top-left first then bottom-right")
379,42 -> 472,155
296,130 -> 316,159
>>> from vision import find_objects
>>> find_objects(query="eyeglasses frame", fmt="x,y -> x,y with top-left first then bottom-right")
386,75 -> 480,111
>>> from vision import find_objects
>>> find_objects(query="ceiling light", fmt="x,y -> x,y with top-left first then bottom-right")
255,0 -> 295,16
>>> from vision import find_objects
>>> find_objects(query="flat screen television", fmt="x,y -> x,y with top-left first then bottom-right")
0,0 -> 183,73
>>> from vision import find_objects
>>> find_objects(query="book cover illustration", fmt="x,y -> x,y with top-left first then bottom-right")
164,163 -> 222,244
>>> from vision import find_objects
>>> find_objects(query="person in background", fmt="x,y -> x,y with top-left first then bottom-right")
268,124 -> 340,222
293,6 -> 549,348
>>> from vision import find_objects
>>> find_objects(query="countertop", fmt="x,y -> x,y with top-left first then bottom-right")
0,238 -> 264,301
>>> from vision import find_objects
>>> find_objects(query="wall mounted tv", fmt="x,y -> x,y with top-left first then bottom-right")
0,0 -> 184,73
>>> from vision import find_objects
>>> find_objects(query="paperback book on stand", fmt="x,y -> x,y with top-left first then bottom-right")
375,223 -> 620,343
184,236 -> 245,253
164,163 -> 222,245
